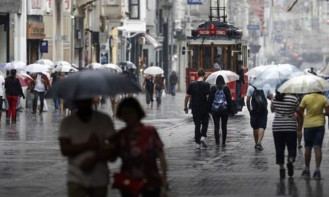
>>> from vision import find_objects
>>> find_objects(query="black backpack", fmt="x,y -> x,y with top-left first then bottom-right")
251,86 -> 267,112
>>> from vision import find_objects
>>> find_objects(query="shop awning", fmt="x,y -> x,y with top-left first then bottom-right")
145,34 -> 162,51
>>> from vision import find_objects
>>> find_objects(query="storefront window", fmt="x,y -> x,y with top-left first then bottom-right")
129,0 -> 140,19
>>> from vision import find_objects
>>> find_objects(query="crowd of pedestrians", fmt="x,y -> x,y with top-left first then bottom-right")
183,67 -> 329,181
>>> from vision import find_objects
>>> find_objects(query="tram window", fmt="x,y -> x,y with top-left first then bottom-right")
192,47 -> 199,69
226,46 -> 231,70
214,46 -> 223,68
202,46 -> 212,69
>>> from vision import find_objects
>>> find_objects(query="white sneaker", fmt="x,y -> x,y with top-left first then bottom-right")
196,144 -> 201,149
200,137 -> 207,148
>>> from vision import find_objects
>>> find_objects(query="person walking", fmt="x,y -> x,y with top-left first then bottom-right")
184,68 -> 210,149
31,72 -> 50,114
4,69 -> 25,124
271,91 -> 300,178
110,97 -> 168,197
0,74 -> 5,122
169,71 -> 178,96
246,84 -> 273,151
59,99 -> 115,197
51,71 -> 60,110
297,92 -> 329,179
142,75 -> 154,106
208,75 -> 233,147
154,74 -> 165,108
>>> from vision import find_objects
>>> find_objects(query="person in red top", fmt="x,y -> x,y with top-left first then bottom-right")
111,97 -> 168,197
5,69 -> 25,124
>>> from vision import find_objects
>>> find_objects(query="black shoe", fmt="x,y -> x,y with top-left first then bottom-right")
287,162 -> 294,177
280,169 -> 286,179
298,145 -> 303,149
31,111 -> 36,114
222,143 -> 226,147
12,121 -> 16,124
6,119 -> 10,125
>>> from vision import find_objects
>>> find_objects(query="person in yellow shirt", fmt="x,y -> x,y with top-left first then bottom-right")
297,92 -> 329,179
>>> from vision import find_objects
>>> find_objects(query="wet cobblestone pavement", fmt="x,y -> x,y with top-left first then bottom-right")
0,93 -> 329,196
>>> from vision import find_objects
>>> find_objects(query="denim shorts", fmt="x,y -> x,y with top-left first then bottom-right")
304,126 -> 325,148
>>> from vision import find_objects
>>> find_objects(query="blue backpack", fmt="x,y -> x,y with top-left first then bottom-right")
211,87 -> 227,112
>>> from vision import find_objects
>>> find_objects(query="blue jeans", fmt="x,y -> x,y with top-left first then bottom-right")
304,126 -> 325,148
33,91 -> 45,113
53,99 -> 60,109
170,84 -> 176,96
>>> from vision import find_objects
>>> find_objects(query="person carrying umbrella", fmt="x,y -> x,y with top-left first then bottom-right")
271,91 -> 300,178
142,75 -> 154,106
154,74 -> 165,108
208,75 -> 233,147
30,72 -> 50,114
297,92 -> 329,179
246,83 -> 273,151
4,69 -> 25,124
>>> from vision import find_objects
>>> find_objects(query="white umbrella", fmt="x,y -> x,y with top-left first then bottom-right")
36,59 -> 55,69
1,61 -> 26,70
55,64 -> 78,73
56,61 -> 71,68
103,64 -> 123,73
206,70 -> 240,85
316,64 -> 329,77
88,63 -> 103,70
278,74 -> 329,94
25,63 -> 49,73
144,66 -> 164,75
244,65 -> 268,78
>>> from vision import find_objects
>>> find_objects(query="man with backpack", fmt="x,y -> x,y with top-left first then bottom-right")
184,69 -> 210,149
246,84 -> 273,151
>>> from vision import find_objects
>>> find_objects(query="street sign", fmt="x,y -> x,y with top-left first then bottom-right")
40,40 -> 48,53
187,0 -> 203,5
247,24 -> 260,30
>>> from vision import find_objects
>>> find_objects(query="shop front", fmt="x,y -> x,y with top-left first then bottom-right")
26,21 -> 45,64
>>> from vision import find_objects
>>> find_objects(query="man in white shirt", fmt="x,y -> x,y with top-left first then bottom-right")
59,99 -> 115,197
32,73 -> 49,114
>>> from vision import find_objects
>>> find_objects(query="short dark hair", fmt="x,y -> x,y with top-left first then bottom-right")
116,97 -> 145,120
197,68 -> 205,77
10,69 -> 17,76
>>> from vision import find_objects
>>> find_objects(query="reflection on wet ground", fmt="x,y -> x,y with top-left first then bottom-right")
0,94 -> 328,196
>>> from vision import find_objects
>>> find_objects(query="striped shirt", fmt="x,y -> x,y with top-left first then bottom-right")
271,95 -> 299,132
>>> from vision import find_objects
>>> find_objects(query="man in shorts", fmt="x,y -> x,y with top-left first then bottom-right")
246,84 -> 273,151
297,92 -> 329,179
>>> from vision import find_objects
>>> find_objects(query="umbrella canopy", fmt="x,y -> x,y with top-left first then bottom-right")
244,65 -> 268,78
103,64 -> 122,73
119,61 -> 137,70
277,74 -> 329,94
1,61 -> 26,71
316,64 -> 329,77
205,70 -> 240,85
55,64 -> 78,73
16,73 -> 33,87
144,66 -> 164,75
251,64 -> 304,89
48,70 -> 141,100
87,62 -> 103,70
25,63 -> 49,73
36,59 -> 55,69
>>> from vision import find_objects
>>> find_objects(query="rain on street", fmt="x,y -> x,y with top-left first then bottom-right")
0,93 -> 328,197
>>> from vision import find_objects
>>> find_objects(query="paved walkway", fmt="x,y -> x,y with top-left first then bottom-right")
0,93 -> 328,196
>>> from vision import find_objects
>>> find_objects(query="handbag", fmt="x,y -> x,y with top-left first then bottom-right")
112,173 -> 145,196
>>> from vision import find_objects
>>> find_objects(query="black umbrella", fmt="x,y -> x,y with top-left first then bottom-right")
48,70 -> 141,100
119,61 -> 137,70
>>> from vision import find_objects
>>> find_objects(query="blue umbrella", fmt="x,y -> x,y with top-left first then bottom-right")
251,64 -> 304,89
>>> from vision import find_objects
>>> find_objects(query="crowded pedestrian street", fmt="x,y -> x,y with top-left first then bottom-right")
0,93 -> 327,197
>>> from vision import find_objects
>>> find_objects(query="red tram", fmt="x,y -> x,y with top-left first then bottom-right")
184,21 -> 249,113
